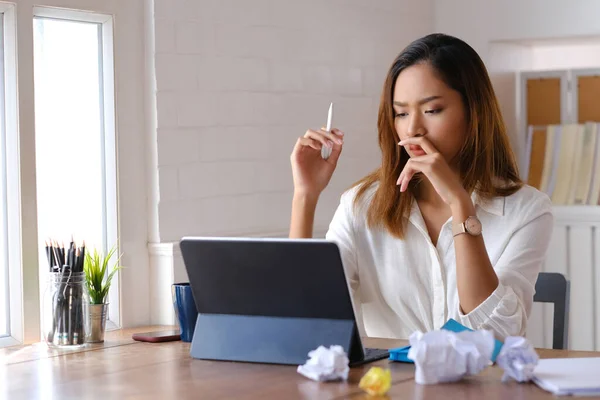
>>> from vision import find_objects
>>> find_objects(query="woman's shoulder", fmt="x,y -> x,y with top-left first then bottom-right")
502,183 -> 553,219
339,181 -> 379,210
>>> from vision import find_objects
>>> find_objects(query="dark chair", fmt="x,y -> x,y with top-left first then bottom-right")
533,272 -> 570,349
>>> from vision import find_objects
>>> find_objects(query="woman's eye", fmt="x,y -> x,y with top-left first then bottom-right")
425,109 -> 442,114
395,112 -> 408,118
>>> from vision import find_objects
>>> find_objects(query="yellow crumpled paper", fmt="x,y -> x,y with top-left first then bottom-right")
358,366 -> 391,396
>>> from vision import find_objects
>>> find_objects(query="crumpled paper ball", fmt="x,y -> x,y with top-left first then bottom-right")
297,345 -> 349,382
407,329 -> 495,385
496,336 -> 539,382
359,366 -> 392,396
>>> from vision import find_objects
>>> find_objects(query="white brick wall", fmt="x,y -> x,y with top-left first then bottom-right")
154,0 -> 434,242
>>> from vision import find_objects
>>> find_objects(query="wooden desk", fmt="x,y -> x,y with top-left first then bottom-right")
2,326 -> 600,399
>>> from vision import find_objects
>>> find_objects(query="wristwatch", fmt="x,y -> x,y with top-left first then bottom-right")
453,216 -> 482,237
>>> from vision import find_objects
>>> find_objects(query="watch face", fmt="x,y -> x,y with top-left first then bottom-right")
465,216 -> 482,235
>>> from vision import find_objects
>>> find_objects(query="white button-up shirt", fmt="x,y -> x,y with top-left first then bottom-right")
325,183 -> 554,340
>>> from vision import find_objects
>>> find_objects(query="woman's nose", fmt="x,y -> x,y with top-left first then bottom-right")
407,125 -> 426,138
406,115 -> 426,138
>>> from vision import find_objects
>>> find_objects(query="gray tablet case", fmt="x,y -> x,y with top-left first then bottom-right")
179,237 -> 388,366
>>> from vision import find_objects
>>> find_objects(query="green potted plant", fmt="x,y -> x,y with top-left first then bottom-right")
83,245 -> 122,343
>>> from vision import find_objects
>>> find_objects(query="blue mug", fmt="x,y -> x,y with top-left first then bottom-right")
172,283 -> 198,342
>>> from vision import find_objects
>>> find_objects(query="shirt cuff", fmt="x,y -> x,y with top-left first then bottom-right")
457,283 -> 507,329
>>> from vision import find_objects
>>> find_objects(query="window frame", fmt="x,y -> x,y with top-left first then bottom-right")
0,3 -> 26,347
0,11 -> 8,343
32,7 -> 121,331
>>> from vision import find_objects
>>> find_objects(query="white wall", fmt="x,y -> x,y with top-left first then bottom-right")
149,0 -> 434,323
154,0 -> 434,243
531,43 -> 600,70
434,0 -> 600,55
153,0 -> 600,245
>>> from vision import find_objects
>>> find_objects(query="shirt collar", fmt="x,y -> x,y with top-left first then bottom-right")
471,191 -> 505,217
409,191 -> 505,218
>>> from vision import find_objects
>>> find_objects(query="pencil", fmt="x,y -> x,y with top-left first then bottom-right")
321,102 -> 334,160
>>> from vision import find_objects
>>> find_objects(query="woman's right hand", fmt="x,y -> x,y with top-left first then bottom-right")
290,127 -> 344,198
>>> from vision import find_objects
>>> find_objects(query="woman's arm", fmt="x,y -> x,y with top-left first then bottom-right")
455,207 -> 553,338
289,192 -> 319,238
451,194 -> 499,313
289,127 -> 344,238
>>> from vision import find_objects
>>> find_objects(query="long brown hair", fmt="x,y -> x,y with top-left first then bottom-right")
353,33 -> 522,239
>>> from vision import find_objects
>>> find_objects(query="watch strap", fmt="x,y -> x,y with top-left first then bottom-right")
452,222 -> 466,237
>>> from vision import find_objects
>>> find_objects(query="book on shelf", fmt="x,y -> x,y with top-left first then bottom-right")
566,124 -> 586,205
586,123 -> 600,205
539,125 -> 559,196
551,124 -> 580,205
525,122 -> 600,206
526,126 -> 547,189
571,123 -> 597,205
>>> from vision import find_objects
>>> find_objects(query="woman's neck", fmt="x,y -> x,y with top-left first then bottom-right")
414,177 -> 446,207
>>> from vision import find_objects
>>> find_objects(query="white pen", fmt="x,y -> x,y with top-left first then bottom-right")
321,102 -> 334,160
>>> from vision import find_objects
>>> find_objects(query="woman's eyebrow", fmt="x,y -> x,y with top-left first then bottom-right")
393,95 -> 442,107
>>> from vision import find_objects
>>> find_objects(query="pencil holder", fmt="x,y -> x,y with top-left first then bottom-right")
42,270 -> 89,348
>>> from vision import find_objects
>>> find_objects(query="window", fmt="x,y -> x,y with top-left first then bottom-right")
33,14 -> 119,329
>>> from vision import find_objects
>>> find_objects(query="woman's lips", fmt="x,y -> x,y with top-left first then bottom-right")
409,145 -> 426,156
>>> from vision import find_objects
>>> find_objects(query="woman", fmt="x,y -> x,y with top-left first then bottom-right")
289,33 -> 553,341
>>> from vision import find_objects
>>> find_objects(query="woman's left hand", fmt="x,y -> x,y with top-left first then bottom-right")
397,136 -> 469,206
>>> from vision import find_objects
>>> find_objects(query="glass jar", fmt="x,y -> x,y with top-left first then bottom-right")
42,270 -> 89,347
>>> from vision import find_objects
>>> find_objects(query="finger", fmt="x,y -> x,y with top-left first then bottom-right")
327,139 -> 343,164
397,160 -> 425,192
397,164 -> 412,192
318,127 -> 344,145
397,136 -> 438,155
297,137 -> 322,151
397,158 -> 415,184
397,162 -> 411,189
304,129 -> 335,148
401,168 -> 417,192
331,128 -> 345,137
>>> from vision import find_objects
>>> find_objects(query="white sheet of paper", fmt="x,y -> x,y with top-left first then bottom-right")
533,357 -> 600,396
